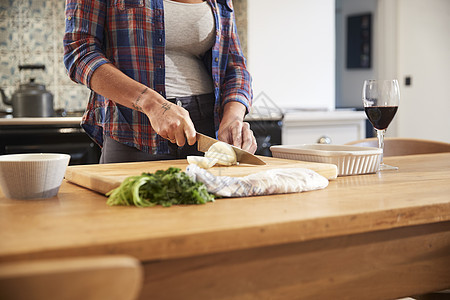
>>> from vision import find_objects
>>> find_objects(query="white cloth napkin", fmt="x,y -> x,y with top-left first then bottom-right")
186,164 -> 329,197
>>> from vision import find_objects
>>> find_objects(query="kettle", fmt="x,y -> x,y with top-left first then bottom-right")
1,65 -> 55,117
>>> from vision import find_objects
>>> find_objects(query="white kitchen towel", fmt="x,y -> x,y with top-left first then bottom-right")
186,164 -> 329,197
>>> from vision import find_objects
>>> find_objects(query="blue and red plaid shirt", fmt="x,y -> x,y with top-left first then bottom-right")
64,0 -> 252,154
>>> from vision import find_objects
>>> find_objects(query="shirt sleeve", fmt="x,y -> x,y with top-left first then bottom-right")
63,0 -> 110,89
221,15 -> 253,114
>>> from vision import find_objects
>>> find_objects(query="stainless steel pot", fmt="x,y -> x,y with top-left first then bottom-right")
1,65 -> 55,117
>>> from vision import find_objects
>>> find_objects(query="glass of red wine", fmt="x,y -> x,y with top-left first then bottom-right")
363,79 -> 400,171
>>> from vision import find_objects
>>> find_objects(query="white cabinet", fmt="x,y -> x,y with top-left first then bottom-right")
282,111 -> 367,145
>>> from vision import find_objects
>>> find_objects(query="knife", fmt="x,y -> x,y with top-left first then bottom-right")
196,133 -> 266,165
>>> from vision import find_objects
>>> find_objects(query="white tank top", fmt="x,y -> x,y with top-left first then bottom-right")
163,0 -> 216,98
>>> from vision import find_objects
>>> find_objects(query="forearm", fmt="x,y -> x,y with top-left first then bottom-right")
221,101 -> 246,123
89,63 -> 164,114
90,63 -> 196,146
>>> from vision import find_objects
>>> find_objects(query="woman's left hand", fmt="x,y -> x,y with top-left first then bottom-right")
218,102 -> 257,154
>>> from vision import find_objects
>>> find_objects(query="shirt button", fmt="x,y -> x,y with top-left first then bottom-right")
67,16 -> 72,20
214,57 -> 219,63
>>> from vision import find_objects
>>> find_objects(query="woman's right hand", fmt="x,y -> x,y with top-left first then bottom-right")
140,91 -> 197,147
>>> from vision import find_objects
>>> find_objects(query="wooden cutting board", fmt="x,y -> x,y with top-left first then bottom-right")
64,157 -> 338,195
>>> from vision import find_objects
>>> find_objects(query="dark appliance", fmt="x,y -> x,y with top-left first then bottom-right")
245,92 -> 284,157
247,119 -> 282,157
0,123 -> 100,165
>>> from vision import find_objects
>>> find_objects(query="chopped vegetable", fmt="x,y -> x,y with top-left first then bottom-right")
106,167 -> 215,207
205,141 -> 237,166
187,156 -> 218,169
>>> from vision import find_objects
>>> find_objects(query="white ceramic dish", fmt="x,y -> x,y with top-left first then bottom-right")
0,153 -> 71,199
270,144 -> 382,176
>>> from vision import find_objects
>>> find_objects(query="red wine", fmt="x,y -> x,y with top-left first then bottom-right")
365,106 -> 398,130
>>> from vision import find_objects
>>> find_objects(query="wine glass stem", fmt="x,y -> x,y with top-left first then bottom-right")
377,129 -> 386,164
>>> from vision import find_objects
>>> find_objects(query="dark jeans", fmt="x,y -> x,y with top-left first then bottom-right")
99,93 -> 216,164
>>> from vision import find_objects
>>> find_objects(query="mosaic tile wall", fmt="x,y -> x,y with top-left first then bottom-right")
0,0 -> 248,113
0,0 -> 89,112
233,0 -> 248,57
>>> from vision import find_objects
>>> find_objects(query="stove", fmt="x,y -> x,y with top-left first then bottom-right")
0,115 -> 100,165
244,92 -> 284,157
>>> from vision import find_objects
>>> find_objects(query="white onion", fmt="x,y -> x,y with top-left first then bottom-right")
205,142 -> 237,166
187,156 -> 218,169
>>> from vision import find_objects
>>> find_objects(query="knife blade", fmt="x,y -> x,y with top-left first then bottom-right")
196,133 -> 266,165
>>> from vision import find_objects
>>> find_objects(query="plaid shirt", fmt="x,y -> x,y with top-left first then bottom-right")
64,0 -> 252,154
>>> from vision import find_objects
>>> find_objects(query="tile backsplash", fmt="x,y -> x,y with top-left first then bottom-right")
0,0 -> 247,113
233,0 -> 247,57
0,0 -> 90,112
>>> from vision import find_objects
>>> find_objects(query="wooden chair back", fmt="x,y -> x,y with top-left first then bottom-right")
346,137 -> 450,157
0,255 -> 143,300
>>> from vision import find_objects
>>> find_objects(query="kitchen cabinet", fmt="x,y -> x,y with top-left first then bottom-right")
282,110 -> 367,145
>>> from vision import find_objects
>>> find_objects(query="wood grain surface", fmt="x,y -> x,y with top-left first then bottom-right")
140,222 -> 450,300
1,153 -> 449,263
1,153 -> 450,299
64,156 -> 338,195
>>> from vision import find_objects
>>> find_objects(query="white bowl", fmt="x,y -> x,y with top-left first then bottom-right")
0,153 -> 71,199
270,144 -> 382,176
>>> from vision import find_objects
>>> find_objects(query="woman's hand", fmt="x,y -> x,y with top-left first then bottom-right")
218,102 -> 257,154
141,94 -> 197,147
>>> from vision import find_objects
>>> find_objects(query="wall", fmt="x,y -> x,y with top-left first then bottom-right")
1,0 -> 336,114
233,0 -> 248,57
0,0 -> 90,112
337,0 -> 450,142
335,0 -> 377,108
247,0 -> 335,111
0,0 -> 248,113
395,0 -> 450,142
376,0 -> 450,142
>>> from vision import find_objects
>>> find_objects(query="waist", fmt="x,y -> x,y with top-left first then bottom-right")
167,93 -> 215,107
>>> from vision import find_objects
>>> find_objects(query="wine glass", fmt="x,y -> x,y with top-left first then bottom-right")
362,79 -> 400,171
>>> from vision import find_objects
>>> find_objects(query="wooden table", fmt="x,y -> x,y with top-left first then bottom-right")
1,153 -> 450,300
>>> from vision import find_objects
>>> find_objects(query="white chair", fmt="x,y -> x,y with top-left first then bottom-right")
346,137 -> 450,156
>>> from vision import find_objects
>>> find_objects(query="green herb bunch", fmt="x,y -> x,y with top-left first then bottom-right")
106,167 -> 215,207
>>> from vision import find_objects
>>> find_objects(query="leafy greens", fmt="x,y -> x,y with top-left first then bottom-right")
106,167 -> 215,207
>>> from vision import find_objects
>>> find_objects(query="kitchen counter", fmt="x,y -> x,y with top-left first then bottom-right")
0,117 -> 82,125
1,153 -> 449,299
282,109 -> 366,123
